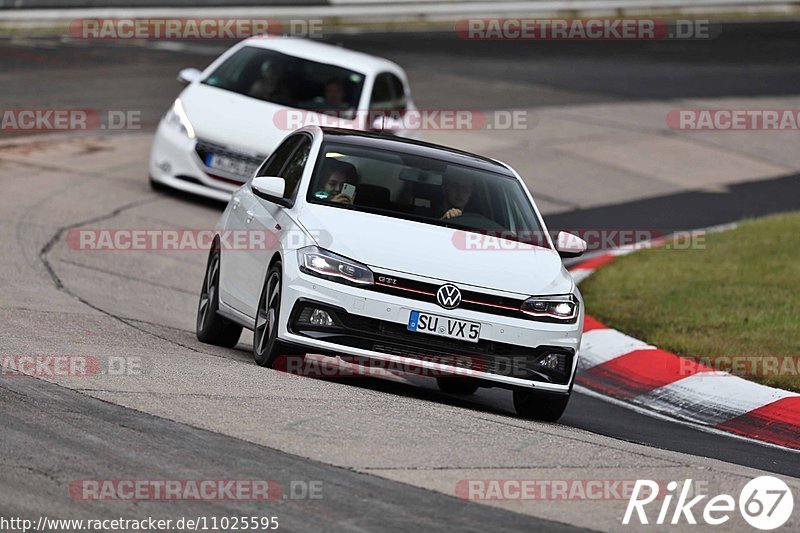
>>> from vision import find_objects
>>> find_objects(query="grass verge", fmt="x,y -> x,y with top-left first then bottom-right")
580,212 -> 800,392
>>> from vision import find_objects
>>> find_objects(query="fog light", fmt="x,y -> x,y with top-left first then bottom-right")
309,309 -> 334,327
539,353 -> 562,370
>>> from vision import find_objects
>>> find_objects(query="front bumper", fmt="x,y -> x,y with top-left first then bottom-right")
279,255 -> 582,392
148,119 -> 255,202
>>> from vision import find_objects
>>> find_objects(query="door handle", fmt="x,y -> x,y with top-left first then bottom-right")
245,210 -> 255,223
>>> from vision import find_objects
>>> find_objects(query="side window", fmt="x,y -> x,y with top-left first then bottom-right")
257,135 -> 303,178
389,74 -> 407,110
280,136 -> 312,200
370,73 -> 394,111
371,72 -> 407,112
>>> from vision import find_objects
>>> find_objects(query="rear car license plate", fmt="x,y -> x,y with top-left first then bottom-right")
206,154 -> 258,178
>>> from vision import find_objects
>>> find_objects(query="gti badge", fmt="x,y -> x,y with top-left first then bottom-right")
436,284 -> 462,310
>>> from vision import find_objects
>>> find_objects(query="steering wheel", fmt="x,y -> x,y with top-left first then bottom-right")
449,212 -> 506,231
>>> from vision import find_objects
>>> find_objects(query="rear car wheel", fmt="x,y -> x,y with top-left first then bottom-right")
196,246 -> 242,347
436,377 -> 479,395
513,389 -> 570,422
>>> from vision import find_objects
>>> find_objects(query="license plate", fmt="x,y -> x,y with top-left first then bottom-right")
206,154 -> 258,178
407,311 -> 481,343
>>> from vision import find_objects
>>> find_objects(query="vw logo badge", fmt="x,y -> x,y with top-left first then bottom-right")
436,284 -> 462,310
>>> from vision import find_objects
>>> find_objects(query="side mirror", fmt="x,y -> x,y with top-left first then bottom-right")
177,68 -> 202,86
555,231 -> 587,258
252,176 -> 291,207
370,113 -> 405,133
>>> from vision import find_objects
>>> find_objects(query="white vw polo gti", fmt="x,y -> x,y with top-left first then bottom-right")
196,127 -> 588,421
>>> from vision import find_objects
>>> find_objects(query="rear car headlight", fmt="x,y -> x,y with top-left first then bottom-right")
298,246 -> 374,286
520,294 -> 578,321
164,98 -> 195,139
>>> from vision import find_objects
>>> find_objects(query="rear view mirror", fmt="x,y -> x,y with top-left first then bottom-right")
177,68 -> 202,86
555,231 -> 587,258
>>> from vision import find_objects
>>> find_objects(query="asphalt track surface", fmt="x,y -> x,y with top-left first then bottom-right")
2,375 -> 573,533
1,24 -> 800,531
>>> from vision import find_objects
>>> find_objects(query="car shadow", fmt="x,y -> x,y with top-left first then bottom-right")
232,349 -> 522,419
150,182 -> 229,210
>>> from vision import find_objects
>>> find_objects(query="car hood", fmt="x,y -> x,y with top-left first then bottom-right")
180,83 -> 356,156
298,205 -> 573,296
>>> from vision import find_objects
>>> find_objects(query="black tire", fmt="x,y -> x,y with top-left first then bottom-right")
253,262 -> 294,367
513,389 -> 570,422
196,246 -> 243,347
436,377 -> 479,395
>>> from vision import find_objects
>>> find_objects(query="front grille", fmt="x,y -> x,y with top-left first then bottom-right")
340,312 -> 520,357
194,139 -> 266,181
288,299 -> 574,384
195,139 -> 266,165
367,272 -> 573,323
370,342 -> 507,375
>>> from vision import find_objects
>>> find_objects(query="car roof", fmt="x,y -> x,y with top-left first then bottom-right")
240,37 -> 404,77
315,127 -> 517,176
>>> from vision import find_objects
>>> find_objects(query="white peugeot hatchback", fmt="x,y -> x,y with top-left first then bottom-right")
196,127 -> 587,421
149,37 -> 417,201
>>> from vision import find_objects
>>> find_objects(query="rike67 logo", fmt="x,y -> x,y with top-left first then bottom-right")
623,476 -> 794,529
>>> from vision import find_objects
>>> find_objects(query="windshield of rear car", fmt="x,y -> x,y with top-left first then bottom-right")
307,142 -> 550,248
203,46 -> 365,116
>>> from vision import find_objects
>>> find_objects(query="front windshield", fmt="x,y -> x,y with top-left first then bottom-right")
307,142 -> 549,248
204,46 -> 365,116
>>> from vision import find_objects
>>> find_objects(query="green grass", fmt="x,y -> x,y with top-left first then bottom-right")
580,212 -> 800,392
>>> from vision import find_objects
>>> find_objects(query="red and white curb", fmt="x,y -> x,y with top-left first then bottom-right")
569,231 -> 800,451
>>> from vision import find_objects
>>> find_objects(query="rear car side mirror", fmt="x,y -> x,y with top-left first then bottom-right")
251,176 -> 291,207
555,231 -> 587,258
371,113 -> 406,134
177,68 -> 202,86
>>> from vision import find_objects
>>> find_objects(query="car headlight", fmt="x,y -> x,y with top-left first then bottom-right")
298,246 -> 374,286
164,98 -> 195,139
520,294 -> 578,321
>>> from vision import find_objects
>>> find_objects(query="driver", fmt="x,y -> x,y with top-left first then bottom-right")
323,78 -> 348,108
440,173 -> 474,220
248,62 -> 289,102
